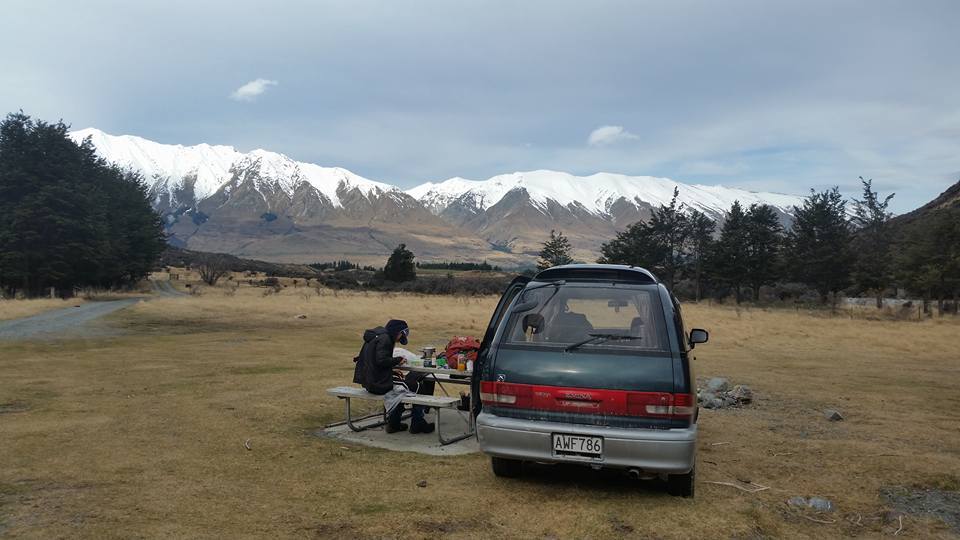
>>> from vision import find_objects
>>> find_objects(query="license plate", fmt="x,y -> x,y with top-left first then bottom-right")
552,433 -> 603,458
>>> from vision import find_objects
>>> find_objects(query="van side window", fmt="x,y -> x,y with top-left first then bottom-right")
672,297 -> 689,352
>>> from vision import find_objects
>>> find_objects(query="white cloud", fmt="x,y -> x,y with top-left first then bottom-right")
587,125 -> 638,147
229,78 -> 278,102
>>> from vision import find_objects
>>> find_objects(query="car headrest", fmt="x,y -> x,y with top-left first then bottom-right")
630,317 -> 644,334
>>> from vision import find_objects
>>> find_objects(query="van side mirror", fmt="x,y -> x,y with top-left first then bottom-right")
522,314 -> 545,334
689,329 -> 709,347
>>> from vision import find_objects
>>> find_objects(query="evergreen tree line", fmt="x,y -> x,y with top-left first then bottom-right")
309,260 -> 377,272
576,180 -> 960,308
417,260 -> 503,272
0,113 -> 166,297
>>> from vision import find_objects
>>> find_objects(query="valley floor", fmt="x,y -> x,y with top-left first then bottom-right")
1,287 -> 958,538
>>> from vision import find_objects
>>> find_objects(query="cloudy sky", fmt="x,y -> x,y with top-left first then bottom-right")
3,0 -> 958,212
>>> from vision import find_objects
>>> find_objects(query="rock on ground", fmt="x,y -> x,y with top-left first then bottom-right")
729,384 -> 753,403
697,379 -> 753,409
787,496 -> 835,513
824,409 -> 844,421
705,377 -> 730,393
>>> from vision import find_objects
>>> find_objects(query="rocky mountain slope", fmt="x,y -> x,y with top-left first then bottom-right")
70,128 -> 806,265
69,129 -> 507,265
407,170 -> 804,257
888,179 -> 960,228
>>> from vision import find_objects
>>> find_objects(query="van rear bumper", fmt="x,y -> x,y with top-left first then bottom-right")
476,412 -> 697,474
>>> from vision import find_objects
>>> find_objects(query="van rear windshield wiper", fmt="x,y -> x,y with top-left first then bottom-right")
564,333 -> 642,352
523,280 -> 565,293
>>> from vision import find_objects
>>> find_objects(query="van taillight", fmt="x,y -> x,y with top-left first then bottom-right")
626,392 -> 695,419
480,382 -> 694,419
480,381 -> 532,408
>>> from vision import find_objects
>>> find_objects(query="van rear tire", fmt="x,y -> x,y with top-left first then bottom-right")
666,467 -> 695,497
491,457 -> 522,478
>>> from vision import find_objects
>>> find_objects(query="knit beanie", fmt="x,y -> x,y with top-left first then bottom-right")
385,319 -> 409,345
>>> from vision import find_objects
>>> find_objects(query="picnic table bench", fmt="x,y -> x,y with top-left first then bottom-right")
326,381 -> 473,445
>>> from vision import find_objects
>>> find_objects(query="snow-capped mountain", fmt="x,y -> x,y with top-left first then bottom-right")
407,170 -> 805,257
69,128 -> 399,211
408,170 -> 803,224
68,128 -> 490,265
69,128 -> 807,265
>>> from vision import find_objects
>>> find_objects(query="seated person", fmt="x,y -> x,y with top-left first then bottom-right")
353,319 -> 435,434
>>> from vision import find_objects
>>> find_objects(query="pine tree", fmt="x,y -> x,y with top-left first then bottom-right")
599,188 -> 688,289
787,187 -> 853,303
897,206 -> 960,315
851,177 -> 895,308
1,114 -> 103,295
713,201 -> 750,303
537,230 -> 574,271
744,204 -> 784,301
685,210 -> 715,301
646,188 -> 689,289
383,243 -> 416,282
598,220 -> 657,268
0,112 -> 165,297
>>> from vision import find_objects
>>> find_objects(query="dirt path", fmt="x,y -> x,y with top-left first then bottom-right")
0,299 -> 141,340
0,281 -> 186,341
151,279 -> 187,297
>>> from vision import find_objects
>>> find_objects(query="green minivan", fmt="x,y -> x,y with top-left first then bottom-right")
473,265 -> 708,497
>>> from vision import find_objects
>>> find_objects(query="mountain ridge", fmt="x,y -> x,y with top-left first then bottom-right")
69,128 -> 808,265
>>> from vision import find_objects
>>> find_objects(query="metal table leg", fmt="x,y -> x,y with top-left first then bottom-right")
436,407 -> 476,445
340,398 -> 389,432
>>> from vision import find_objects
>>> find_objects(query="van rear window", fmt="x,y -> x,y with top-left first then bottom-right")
504,285 -> 669,351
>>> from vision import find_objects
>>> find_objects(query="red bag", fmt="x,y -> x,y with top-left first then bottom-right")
445,336 -> 481,368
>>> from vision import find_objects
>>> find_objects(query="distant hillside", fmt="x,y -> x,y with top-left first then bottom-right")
158,247 -> 320,279
889,179 -> 960,229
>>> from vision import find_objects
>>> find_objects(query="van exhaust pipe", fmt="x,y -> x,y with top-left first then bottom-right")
627,469 -> 656,480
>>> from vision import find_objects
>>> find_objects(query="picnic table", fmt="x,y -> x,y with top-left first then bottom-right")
396,364 -> 475,444
325,364 -> 475,445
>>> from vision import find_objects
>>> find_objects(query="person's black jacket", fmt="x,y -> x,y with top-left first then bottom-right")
353,326 -> 401,394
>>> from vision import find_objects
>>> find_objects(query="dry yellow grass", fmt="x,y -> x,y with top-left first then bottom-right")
1,287 -> 958,538
0,298 -> 86,321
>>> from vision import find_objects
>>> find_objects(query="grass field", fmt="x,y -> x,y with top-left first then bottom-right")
1,285 -> 959,538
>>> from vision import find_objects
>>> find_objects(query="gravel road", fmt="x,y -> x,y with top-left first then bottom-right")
0,281 -> 185,341
151,280 -> 187,297
0,299 -> 141,341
